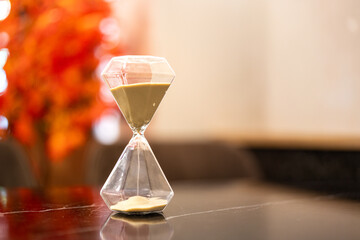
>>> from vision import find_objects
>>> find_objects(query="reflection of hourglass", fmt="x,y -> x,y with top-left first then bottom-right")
100,213 -> 174,240
100,56 -> 175,214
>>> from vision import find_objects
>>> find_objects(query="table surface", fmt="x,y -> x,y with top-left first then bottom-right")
0,180 -> 359,240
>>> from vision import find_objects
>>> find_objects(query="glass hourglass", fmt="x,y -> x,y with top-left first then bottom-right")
100,56 -> 175,214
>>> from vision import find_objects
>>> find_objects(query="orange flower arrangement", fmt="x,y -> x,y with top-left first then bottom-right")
0,0 -> 120,161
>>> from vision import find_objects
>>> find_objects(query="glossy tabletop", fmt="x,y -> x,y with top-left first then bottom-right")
0,180 -> 359,240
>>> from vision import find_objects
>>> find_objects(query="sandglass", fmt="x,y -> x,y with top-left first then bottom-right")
100,56 -> 175,214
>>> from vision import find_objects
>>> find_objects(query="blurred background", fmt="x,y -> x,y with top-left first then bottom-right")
0,0 -> 359,195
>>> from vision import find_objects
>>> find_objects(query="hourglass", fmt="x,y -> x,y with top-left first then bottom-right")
100,56 -> 175,214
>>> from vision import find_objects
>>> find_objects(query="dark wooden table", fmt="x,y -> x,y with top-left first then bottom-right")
0,180 -> 359,240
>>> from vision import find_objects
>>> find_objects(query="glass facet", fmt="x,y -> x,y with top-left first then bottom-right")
100,56 -> 175,214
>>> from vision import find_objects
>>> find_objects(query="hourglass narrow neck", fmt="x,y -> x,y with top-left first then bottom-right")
131,124 -> 148,136
132,131 -> 145,139
128,131 -> 148,149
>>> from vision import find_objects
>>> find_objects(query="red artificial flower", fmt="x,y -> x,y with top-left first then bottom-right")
0,0 -> 122,161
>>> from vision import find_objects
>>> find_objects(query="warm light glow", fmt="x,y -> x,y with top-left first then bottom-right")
100,17 -> 119,36
0,115 -> 8,130
0,69 -> 7,94
93,110 -> 121,145
0,0 -> 11,21
0,32 -> 9,47
0,48 -> 9,68
99,17 -> 121,44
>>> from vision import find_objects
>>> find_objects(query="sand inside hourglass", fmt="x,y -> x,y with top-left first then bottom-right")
110,83 -> 170,132
110,196 -> 168,213
109,82 -> 170,213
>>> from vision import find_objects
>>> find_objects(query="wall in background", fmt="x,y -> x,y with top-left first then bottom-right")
133,0 -> 360,141
266,0 -> 360,136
